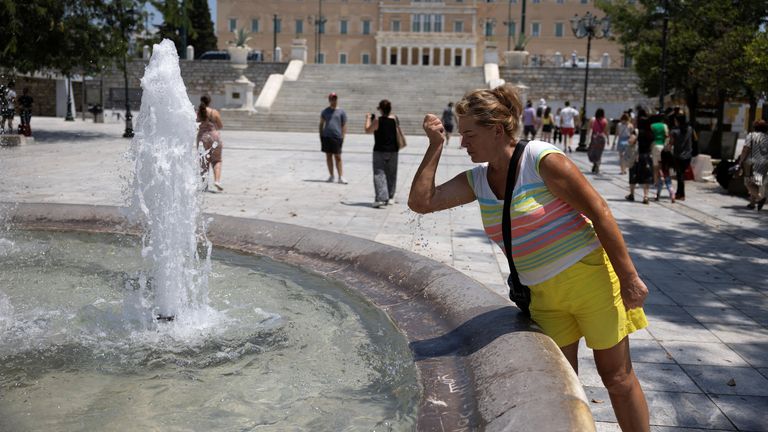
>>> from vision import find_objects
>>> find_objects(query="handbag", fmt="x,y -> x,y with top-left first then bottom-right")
395,116 -> 407,150
502,140 -> 531,316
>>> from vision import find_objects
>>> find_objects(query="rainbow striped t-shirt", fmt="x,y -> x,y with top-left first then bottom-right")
466,140 -> 600,285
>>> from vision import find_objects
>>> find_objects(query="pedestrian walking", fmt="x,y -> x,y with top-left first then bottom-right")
522,100 -> 537,140
560,101 -> 579,153
365,99 -> 400,208
736,119 -> 768,210
18,87 -> 33,136
553,107 -> 563,146
626,111 -> 654,204
441,102 -> 457,146
650,114 -> 669,194
320,92 -> 348,184
587,108 -> 608,174
614,113 -> 634,175
540,106 -> 554,143
196,95 -> 224,191
670,114 -> 693,201
0,81 -> 16,133
409,84 -> 650,432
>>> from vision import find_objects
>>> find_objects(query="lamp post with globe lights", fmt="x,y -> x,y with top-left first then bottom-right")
570,12 -> 610,151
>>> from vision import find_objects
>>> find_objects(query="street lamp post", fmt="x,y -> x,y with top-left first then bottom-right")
315,0 -> 326,63
658,0 -> 670,112
570,12 -> 610,151
121,5 -> 135,138
273,14 -> 278,61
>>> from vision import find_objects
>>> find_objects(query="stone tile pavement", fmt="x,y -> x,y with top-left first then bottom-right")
1,117 -> 766,431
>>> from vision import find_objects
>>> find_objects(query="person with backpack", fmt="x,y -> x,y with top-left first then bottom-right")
408,84 -> 650,432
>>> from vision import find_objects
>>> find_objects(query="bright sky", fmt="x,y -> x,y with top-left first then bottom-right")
146,0 -> 217,31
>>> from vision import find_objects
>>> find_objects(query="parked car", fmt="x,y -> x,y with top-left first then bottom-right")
199,51 -> 230,60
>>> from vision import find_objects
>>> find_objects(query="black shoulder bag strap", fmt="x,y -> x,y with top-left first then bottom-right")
502,140 -> 530,314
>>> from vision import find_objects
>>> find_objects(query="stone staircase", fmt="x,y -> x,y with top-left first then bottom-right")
222,64 -> 486,135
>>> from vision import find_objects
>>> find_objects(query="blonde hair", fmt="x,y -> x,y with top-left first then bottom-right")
454,84 -> 523,137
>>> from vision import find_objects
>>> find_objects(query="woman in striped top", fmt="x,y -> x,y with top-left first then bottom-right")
409,84 -> 650,432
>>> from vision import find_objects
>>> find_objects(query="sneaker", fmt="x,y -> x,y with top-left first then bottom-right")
372,201 -> 387,208
758,198 -> 766,211
338,177 -> 348,184
624,194 -> 635,202
387,198 -> 395,205
642,197 -> 649,205
214,182 -> 224,191
326,176 -> 335,183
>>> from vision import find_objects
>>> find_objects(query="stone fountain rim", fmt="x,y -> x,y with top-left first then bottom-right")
2,202 -> 595,432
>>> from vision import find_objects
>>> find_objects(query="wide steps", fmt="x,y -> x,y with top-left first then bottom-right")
221,64 -> 485,134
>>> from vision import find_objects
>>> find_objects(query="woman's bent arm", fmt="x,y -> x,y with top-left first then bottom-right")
408,114 -> 475,214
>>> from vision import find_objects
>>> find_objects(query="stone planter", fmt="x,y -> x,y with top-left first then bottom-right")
503,50 -> 529,68
227,46 -> 251,83
227,46 -> 249,65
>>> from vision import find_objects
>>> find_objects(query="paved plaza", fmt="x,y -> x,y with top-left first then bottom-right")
2,117 -> 767,431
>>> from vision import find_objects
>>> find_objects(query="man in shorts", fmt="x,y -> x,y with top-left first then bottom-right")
441,102 -> 457,146
522,100 -> 537,140
319,92 -> 348,184
559,101 -> 579,153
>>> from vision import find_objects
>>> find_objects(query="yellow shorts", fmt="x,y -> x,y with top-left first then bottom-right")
529,247 -> 648,350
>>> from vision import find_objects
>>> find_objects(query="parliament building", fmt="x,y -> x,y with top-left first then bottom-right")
216,0 -> 628,67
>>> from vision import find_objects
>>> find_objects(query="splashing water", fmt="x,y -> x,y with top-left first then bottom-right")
127,39 -> 211,324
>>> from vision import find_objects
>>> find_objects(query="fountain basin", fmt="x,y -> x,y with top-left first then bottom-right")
2,202 -> 595,431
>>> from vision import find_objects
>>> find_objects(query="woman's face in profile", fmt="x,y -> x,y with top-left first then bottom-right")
458,116 -> 496,163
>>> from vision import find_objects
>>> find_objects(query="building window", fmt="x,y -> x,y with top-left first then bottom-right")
554,22 -> 563,37
251,19 -> 259,33
339,53 -> 347,64
340,20 -> 348,34
485,20 -> 494,37
362,20 -> 371,35
413,14 -> 443,33
274,18 -> 281,33
434,15 -> 442,32
507,21 -> 516,37
318,52 -> 325,64
228,18 -> 237,32
412,15 -> 421,32
319,20 -> 325,34
295,19 -> 303,34
556,0 -> 564,3
532,0 -> 540,3
454,20 -> 464,33
362,53 -> 370,64
392,20 -> 400,32
531,22 -> 540,37
581,0 -> 588,3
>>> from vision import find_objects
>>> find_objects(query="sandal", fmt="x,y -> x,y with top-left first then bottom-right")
625,194 -> 635,202
642,197 -> 649,205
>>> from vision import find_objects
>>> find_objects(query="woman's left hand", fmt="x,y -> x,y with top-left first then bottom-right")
620,274 -> 649,310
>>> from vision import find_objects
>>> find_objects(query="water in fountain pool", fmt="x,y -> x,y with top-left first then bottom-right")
0,230 -> 418,430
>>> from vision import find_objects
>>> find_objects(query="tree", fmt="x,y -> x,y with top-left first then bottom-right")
0,0 -> 145,75
188,0 -> 217,57
599,0 -> 768,142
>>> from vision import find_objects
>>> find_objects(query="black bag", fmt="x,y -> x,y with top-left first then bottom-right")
502,140 -> 531,316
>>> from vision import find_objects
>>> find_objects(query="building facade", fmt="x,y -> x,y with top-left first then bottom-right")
217,0 -> 627,67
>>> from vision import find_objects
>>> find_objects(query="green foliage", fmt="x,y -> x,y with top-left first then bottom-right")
599,0 -> 768,104
745,32 -> 768,94
151,0 -> 194,56
229,28 -> 251,48
188,0 -> 217,57
513,33 -> 529,51
0,0 -> 145,75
